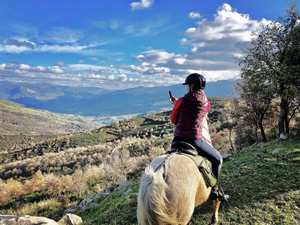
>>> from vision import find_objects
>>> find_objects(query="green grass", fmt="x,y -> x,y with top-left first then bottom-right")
0,197 -> 68,221
78,184 -> 140,225
77,135 -> 300,225
0,99 -> 99,143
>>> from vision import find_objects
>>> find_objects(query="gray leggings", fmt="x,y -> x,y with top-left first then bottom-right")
172,136 -> 223,179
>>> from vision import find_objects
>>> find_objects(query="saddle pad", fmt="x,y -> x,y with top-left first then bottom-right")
182,153 -> 217,187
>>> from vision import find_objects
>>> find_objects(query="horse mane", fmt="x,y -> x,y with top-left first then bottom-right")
137,155 -> 180,225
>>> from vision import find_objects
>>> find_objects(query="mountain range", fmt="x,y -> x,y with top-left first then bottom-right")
0,80 -> 237,117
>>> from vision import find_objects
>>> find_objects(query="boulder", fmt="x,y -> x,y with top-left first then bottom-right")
0,215 -> 58,225
122,187 -> 132,197
63,205 -> 80,216
78,186 -> 111,209
117,180 -> 132,191
78,193 -> 97,209
279,133 -> 288,139
58,214 -> 82,225
272,148 -> 282,154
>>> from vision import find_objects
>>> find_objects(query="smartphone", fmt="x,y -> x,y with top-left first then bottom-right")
168,91 -> 173,101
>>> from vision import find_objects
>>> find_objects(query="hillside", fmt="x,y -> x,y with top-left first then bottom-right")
0,99 -> 101,150
0,97 -> 231,220
77,135 -> 300,225
3,97 -> 298,224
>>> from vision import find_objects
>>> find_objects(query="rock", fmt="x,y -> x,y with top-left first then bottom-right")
77,180 -> 133,210
78,193 -> 97,209
221,153 -> 231,159
63,205 -> 79,216
279,133 -> 288,139
0,215 -> 58,225
89,203 -> 100,209
101,186 -> 112,194
122,187 -> 132,197
272,148 -> 281,154
287,200 -> 295,205
58,214 -> 82,225
78,186 -> 111,209
117,180 -> 132,191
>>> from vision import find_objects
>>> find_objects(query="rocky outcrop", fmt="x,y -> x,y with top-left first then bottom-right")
0,180 -> 133,225
0,213 -> 82,225
58,214 -> 82,225
64,180 -> 132,214
0,215 -> 58,225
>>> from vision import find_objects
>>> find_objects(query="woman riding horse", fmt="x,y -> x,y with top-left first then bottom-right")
170,73 -> 229,201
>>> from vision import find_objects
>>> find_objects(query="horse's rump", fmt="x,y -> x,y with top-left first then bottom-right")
137,154 -> 211,225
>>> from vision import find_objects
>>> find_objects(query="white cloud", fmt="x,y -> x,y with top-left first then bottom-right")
92,20 -> 108,29
123,16 -> 170,36
184,3 -> 269,42
37,44 -> 89,53
5,39 -> 35,48
0,63 -> 65,79
131,0 -> 154,10
135,51 -> 175,64
42,27 -> 84,43
109,20 -> 123,30
92,20 -> 123,30
88,57 -> 99,61
8,24 -> 39,38
55,61 -> 66,66
0,3 -> 272,89
0,39 -> 106,54
112,3 -> 272,86
189,12 -> 201,19
19,64 -> 31,70
0,44 -> 32,53
68,64 -> 107,71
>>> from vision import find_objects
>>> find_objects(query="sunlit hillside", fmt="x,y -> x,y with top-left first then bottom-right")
0,97 -> 232,222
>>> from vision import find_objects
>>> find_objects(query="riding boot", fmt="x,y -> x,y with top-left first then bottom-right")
209,182 -> 229,201
210,161 -> 229,202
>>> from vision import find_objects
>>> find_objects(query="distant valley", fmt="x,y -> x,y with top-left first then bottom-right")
0,80 -> 237,118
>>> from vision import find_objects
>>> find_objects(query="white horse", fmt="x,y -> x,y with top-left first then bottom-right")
137,117 -> 221,225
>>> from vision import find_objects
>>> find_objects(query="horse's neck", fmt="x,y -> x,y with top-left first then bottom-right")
202,116 -> 212,145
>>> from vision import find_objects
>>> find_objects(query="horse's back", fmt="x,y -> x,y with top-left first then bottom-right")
165,154 -> 211,208
137,154 -> 211,225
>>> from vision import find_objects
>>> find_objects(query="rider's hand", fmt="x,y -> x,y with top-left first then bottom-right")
170,97 -> 177,105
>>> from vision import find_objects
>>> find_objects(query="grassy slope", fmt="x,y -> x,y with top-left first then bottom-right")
0,99 -> 101,150
77,135 -> 300,225
1,96 -> 298,224
0,99 -> 99,136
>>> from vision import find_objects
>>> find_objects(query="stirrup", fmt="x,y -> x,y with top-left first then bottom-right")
209,190 -> 229,201
210,184 -> 229,201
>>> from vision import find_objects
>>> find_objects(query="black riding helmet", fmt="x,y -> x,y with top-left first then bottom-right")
183,73 -> 206,90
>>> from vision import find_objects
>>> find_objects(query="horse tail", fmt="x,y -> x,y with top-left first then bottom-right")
137,155 -> 179,225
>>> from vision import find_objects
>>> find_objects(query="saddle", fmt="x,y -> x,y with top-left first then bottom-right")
171,142 -> 198,156
169,142 -> 217,187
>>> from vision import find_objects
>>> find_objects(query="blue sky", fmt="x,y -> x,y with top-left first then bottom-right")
0,0 -> 292,89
